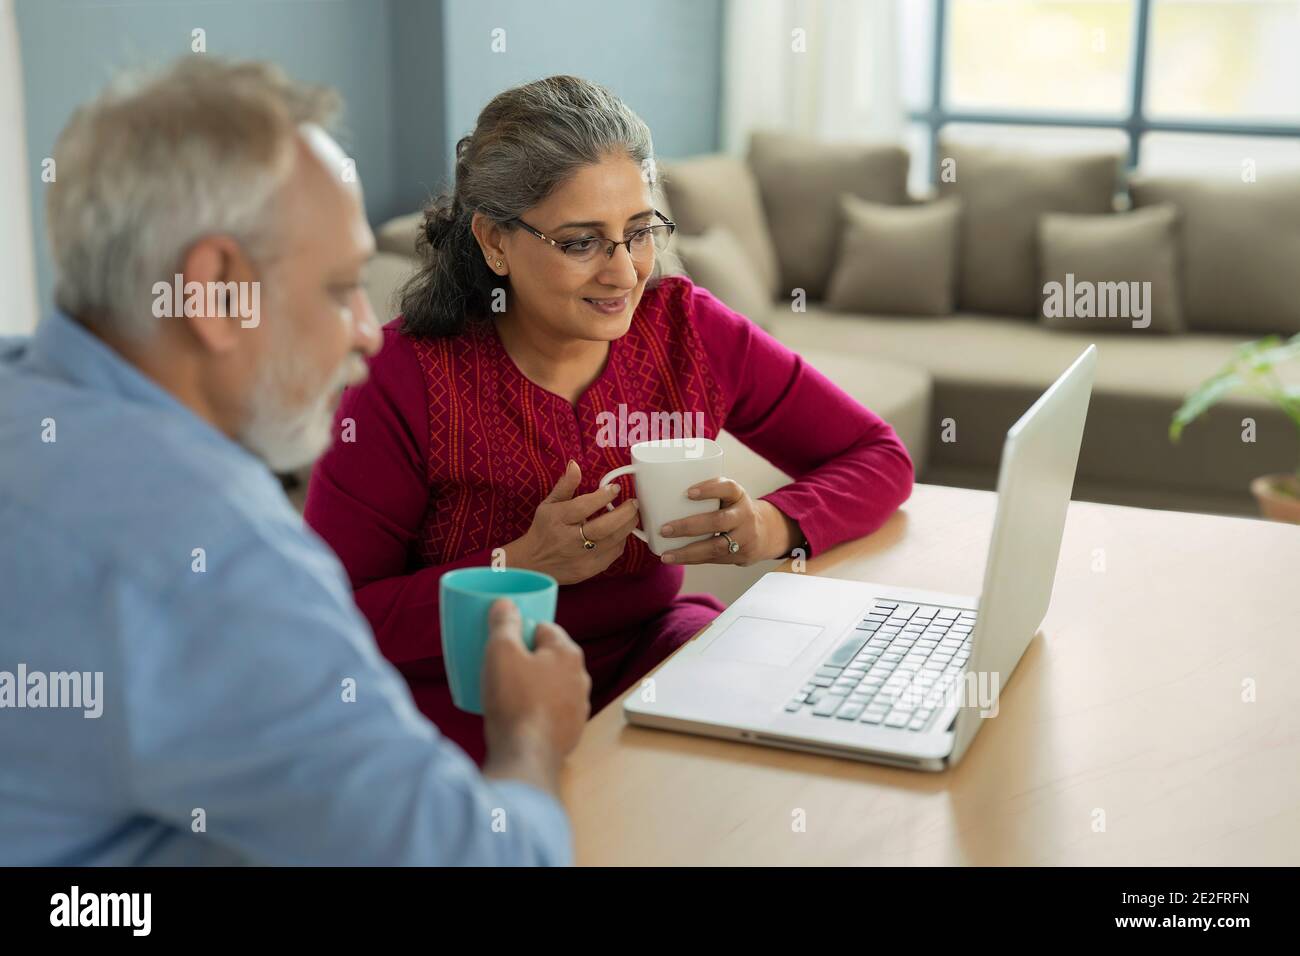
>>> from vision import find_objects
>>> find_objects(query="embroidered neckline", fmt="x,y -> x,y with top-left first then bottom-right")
478,289 -> 658,408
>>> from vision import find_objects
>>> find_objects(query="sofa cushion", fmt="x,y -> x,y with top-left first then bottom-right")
1037,204 -> 1184,334
794,349 -> 932,479
766,307 -> 1300,504
1130,174 -> 1300,335
376,212 -> 424,258
661,154 -> 781,298
748,130 -> 909,300
674,227 -> 772,327
364,251 -> 420,322
682,352 -> 931,605
826,195 -> 961,316
938,141 -> 1122,317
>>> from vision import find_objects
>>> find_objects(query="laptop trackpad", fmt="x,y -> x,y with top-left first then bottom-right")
701,616 -> 823,667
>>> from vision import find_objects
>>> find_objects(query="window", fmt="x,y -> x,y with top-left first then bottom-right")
1140,131 -> 1300,176
1146,0 -> 1300,123
947,0 -> 1135,116
907,0 -> 1300,181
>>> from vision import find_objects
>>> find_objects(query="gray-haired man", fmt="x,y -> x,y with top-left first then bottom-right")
0,57 -> 589,865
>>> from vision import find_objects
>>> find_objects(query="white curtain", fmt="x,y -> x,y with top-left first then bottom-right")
1,0 -> 38,335
721,0 -> 904,155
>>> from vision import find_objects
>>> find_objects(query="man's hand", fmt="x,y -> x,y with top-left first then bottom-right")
480,598 -> 591,795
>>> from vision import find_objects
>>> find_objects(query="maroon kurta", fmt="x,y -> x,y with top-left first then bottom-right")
305,275 -> 914,763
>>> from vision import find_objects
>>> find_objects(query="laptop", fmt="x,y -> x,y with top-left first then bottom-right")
623,345 -> 1097,771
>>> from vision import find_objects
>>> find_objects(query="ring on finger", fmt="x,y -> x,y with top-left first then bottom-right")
579,523 -> 596,550
718,531 -> 740,555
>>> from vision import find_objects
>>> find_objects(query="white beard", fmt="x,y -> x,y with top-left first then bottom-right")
238,342 -> 368,473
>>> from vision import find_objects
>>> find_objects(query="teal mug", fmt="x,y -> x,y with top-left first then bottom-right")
439,567 -> 559,714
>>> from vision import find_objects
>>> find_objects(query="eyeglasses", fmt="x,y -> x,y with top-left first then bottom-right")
511,209 -> 676,265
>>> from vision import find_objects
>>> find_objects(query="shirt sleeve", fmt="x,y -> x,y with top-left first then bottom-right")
681,279 -> 915,557
121,528 -> 572,866
303,326 -> 491,666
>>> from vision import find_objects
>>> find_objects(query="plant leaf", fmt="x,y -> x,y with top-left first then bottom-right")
1232,335 -> 1281,362
1245,339 -> 1300,372
1169,372 -> 1242,441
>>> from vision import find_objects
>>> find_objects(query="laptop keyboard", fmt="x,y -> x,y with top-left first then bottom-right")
784,600 -> 977,732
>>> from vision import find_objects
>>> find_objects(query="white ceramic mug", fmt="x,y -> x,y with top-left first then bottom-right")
597,438 -> 725,556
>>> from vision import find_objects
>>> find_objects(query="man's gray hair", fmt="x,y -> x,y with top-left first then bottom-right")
46,57 -> 340,339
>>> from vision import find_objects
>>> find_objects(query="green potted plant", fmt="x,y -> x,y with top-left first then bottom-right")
1170,333 -> 1300,523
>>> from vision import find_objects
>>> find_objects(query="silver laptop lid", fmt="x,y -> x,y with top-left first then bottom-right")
949,345 -> 1097,764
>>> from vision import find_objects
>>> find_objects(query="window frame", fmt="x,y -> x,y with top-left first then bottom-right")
910,0 -> 1300,181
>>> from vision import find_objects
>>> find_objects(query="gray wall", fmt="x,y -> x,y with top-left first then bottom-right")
440,0 -> 724,175
390,0 -> 448,216
16,0 -> 723,315
15,0 -> 397,317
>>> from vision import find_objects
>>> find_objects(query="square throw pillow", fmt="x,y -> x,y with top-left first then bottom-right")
938,140 -> 1122,316
660,154 -> 781,298
747,129 -> 909,300
1130,174 -> 1300,335
1037,204 -> 1184,334
826,195 -> 961,316
674,226 -> 773,326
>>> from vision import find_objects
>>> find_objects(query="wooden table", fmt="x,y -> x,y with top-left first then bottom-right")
561,483 -> 1300,865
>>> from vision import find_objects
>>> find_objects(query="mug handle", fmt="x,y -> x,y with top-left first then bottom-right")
596,464 -> 648,544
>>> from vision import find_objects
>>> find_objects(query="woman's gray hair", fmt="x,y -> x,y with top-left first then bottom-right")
46,57 -> 340,340
399,74 -> 667,339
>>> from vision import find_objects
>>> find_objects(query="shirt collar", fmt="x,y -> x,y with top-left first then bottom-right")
26,310 -> 262,464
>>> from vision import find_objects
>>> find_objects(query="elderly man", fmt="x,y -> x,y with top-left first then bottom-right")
0,57 -> 589,865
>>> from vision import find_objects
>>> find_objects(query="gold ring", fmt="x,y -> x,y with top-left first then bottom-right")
720,531 -> 739,554
579,523 -> 596,550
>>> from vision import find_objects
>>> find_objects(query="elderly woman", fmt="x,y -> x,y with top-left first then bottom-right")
304,75 -> 914,763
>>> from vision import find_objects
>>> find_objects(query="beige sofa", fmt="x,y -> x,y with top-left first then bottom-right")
653,132 -> 1300,520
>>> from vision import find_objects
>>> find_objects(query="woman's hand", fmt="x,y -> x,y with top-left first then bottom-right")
658,477 -> 803,567
501,460 -> 641,585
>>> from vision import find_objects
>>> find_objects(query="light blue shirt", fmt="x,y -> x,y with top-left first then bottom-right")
0,312 -> 572,865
